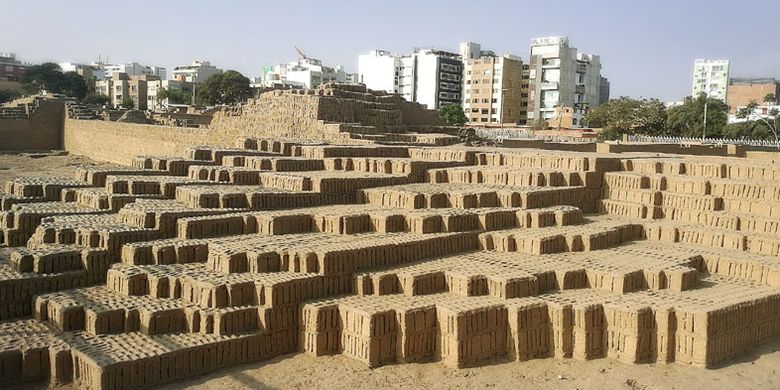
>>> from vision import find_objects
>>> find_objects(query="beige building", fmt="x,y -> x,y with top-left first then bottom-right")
95,73 -> 158,110
726,77 -> 779,113
461,43 -> 528,125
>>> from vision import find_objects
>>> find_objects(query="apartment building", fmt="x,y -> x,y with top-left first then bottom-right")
599,76 -> 610,105
527,36 -> 603,128
692,59 -> 730,102
358,48 -> 462,109
461,42 -> 528,125
95,73 -> 158,110
0,52 -> 27,82
726,77 -> 779,112
173,60 -> 223,84
94,62 -> 167,80
261,57 -> 355,89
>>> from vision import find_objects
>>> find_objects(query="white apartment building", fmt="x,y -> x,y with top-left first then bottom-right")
173,61 -> 223,84
527,36 -> 603,128
260,58 -> 355,89
692,59 -> 730,102
94,62 -> 167,80
358,48 -> 462,109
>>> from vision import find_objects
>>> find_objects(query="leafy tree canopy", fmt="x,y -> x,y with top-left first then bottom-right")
586,97 -> 667,137
20,62 -> 88,98
196,70 -> 251,105
84,93 -> 110,106
158,87 -> 191,105
666,93 -> 729,138
438,104 -> 467,126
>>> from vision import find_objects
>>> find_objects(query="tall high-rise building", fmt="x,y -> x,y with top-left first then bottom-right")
527,36 -> 603,128
462,43 -> 528,125
692,59 -> 730,102
358,48 -> 462,109
599,76 -> 610,105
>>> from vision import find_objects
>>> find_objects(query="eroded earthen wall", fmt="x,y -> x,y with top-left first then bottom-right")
0,100 -> 64,151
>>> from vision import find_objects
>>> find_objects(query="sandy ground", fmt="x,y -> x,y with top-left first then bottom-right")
3,152 -> 780,390
155,338 -> 780,390
0,152 -> 101,184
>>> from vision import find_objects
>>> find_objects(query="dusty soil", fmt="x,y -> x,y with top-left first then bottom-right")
0,152 -> 102,184
3,152 -> 780,390
157,337 -> 780,390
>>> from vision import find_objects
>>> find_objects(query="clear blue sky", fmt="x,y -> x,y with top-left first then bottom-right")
3,0 -> 778,101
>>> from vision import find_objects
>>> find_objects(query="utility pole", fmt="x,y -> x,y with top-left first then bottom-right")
702,92 -> 709,141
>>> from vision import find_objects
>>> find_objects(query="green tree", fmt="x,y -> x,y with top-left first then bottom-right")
0,89 -> 21,104
764,93 -> 776,105
21,62 -> 64,94
586,97 -> 667,136
58,71 -> 88,99
736,100 -> 779,144
84,93 -> 110,106
666,94 -> 729,138
20,63 -> 88,98
121,96 -> 135,109
438,104 -> 467,126
196,70 -> 251,105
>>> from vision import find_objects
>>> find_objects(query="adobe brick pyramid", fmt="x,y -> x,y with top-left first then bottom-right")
4,124 -> 780,386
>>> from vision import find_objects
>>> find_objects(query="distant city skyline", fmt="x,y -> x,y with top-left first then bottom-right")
3,0 -> 779,102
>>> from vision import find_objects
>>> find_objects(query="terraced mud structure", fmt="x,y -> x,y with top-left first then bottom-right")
3,85 -> 780,389
4,137 -> 780,389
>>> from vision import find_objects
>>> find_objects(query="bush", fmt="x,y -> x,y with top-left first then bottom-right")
598,128 -> 621,141
0,89 -> 20,104
438,104 -> 467,126
84,93 -> 110,106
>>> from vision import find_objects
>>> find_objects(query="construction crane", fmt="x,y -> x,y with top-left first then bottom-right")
294,46 -> 309,61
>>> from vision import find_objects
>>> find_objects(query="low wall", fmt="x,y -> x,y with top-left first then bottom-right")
502,139 -> 597,153
596,142 -> 731,156
0,100 -> 64,151
63,119 -> 224,165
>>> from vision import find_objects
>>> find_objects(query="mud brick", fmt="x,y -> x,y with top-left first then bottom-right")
396,304 -> 437,362
507,301 -> 551,361
488,274 -> 539,299
445,271 -> 488,296
340,306 -> 398,367
437,299 -> 508,367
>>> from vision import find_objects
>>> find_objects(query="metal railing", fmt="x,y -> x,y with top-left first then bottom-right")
475,128 -> 597,144
626,135 -> 780,148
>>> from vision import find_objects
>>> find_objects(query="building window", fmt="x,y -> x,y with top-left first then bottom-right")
481,109 -> 489,114
492,98 -> 497,103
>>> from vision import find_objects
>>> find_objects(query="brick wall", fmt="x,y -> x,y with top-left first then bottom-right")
0,100 -> 64,151
63,119 -> 223,164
